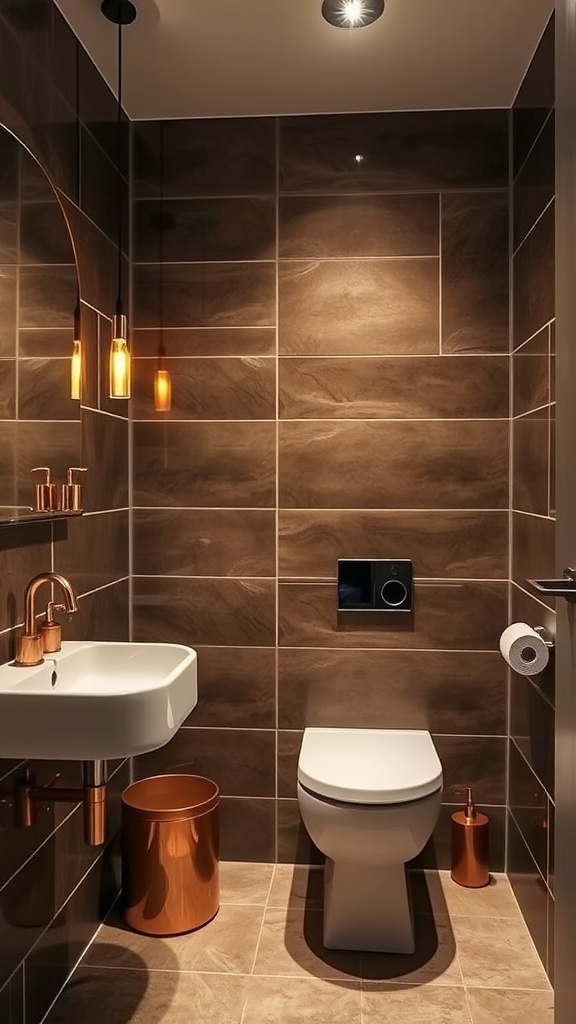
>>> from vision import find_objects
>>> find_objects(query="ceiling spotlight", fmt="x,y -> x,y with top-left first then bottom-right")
322,0 -> 385,29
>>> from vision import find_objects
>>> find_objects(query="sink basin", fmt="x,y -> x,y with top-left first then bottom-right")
0,641 -> 197,760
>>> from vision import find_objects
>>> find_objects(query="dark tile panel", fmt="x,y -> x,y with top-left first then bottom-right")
278,730 -> 303,797
549,401 -> 555,517
278,581 -> 507,650
134,197 -> 276,263
0,421 -> 17,508
417,803 -> 505,872
18,265 -> 76,329
65,580 -> 130,643
509,741 -> 549,875
53,510 -> 129,597
441,192 -> 509,354
279,355 -> 508,419
434,735 -> 506,805
80,129 -> 127,248
79,303 -> 98,412
513,16 -> 555,176
513,201 -> 554,348
50,8 -> 78,112
78,43 -> 125,174
18,328 -> 73,358
18,359 -> 78,421
20,200 -> 75,265
278,258 -> 439,356
16,420 -> 82,508
548,801 -> 555,896
20,152 -> 54,203
0,200 -> 17,262
511,583 -> 556,704
133,118 -> 277,198
132,356 -> 276,421
131,326 -> 276,358
512,343 -> 549,416
133,421 -> 275,508
219,798 -> 275,861
511,675 -> 555,800
0,132 -> 18,201
190,646 -> 276,728
280,110 -> 508,193
0,266 -> 16,356
133,262 -> 276,330
279,193 -> 439,258
0,358 -> 15,417
279,420 -> 509,509
508,813 -> 549,970
277,798 -> 323,865
512,510 -> 554,589
133,508 -> 275,577
133,576 -> 276,647
512,408 -> 549,515
135,727 -> 276,797
513,113 -> 554,251
81,410 -> 128,512
0,520 -> 52,631
547,891 -> 554,982
39,967 -> 151,1024
279,509 -> 508,580
278,648 -> 506,735
0,968 -> 23,1024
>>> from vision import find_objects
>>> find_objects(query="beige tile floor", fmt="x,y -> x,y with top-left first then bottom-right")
44,865 -> 554,1024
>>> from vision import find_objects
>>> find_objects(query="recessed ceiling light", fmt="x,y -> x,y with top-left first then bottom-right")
321,0 -> 385,29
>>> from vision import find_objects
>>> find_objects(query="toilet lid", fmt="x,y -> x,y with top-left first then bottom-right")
297,728 -> 443,804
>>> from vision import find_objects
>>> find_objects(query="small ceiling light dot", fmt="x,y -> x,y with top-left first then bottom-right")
355,153 -> 365,163
322,0 -> 385,29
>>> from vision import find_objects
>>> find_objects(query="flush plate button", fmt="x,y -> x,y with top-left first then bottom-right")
337,559 -> 413,612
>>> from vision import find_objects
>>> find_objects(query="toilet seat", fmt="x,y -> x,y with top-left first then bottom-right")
298,727 -> 443,805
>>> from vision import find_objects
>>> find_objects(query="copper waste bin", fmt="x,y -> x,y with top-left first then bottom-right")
122,774 -> 219,936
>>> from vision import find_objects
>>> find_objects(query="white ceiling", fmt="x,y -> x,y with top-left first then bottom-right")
55,0 -> 554,121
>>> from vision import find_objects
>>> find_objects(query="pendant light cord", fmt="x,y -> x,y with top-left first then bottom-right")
116,8 -> 123,316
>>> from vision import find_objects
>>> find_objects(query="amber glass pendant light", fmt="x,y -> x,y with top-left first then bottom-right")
153,121 -> 172,412
70,301 -> 82,400
103,0 -> 136,398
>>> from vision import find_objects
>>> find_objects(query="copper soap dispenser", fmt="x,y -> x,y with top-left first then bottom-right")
450,787 -> 490,888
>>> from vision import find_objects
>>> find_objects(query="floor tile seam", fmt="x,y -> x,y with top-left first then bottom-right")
463,981 -> 553,992
248,901 -> 269,976
461,985 -> 477,1024
77,963 -> 363,983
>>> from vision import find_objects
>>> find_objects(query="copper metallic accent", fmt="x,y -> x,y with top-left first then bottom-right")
15,572 -> 78,666
15,632 -> 43,667
12,769 -> 107,847
450,786 -> 489,888
61,467 -> 87,512
41,600 -> 63,653
122,774 -> 220,936
84,785 -> 107,846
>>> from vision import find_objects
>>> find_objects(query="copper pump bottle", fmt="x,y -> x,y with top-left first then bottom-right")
451,787 -> 489,887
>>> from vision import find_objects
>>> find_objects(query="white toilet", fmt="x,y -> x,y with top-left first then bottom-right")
297,727 -> 443,954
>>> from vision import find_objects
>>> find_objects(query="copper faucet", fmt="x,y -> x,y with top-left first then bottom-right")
15,572 -> 78,667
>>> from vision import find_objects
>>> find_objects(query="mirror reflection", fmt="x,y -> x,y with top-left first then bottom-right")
0,127 -> 82,523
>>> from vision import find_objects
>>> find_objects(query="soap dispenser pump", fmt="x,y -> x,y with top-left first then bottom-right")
450,786 -> 490,888
61,467 -> 87,512
31,467 -> 59,512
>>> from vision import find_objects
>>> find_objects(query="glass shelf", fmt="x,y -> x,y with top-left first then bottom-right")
0,509 -> 83,527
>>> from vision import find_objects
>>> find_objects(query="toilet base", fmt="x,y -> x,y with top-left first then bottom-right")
323,858 -> 415,954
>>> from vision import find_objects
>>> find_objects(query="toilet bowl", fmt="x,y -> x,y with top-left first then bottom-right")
297,727 -> 443,954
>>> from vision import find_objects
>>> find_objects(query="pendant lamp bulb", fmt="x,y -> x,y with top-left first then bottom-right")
70,303 -> 82,400
154,343 -> 172,412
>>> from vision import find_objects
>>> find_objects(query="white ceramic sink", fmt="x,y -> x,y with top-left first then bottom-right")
0,640 -> 197,760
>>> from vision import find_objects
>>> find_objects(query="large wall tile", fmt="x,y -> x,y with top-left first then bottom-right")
513,16 -> 554,176
191,646 -> 276,728
279,355 -> 508,419
133,576 -> 276,647
279,193 -> 439,258
441,192 -> 509,353
507,814 -> 549,969
219,798 -> 276,862
0,358 -> 15,418
434,735 -> 507,804
0,520 -> 52,630
133,421 -> 275,507
278,509 -> 508,580
0,266 -> 17,355
513,201 -> 554,347
280,111 -> 508,193
0,967 -> 23,1024
20,200 -> 75,265
511,583 -> 556,704
513,113 -> 554,251
18,359 -> 76,421
65,580 -> 129,643
81,410 -> 128,512
512,329 -> 550,414
278,258 -> 439,355
19,265 -> 76,329
509,742 -> 549,877
133,262 -> 276,329
132,356 -> 276,421
512,510 -> 554,587
135,727 -> 276,797
511,674 -> 554,799
512,409 -> 550,515
278,581 -> 507,650
134,197 -> 276,263
131,326 -> 276,358
279,420 -> 509,509
53,510 -> 129,597
133,508 -> 276,577
278,648 -> 506,734
16,420 -> 82,507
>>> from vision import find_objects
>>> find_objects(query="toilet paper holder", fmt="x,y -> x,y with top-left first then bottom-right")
533,626 -> 554,650
528,567 -> 576,602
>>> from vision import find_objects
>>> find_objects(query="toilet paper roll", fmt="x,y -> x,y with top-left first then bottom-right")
499,622 -> 549,676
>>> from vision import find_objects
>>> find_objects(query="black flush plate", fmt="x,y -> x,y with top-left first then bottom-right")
337,559 -> 413,612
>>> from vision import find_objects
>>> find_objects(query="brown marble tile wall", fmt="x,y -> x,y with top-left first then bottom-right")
509,14 -> 555,981
0,4 -> 130,1021
132,107 -> 510,872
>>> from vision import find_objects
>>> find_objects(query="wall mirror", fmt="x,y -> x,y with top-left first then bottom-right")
0,126 -> 82,525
